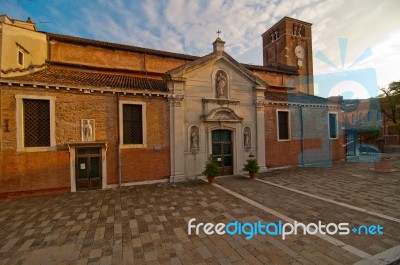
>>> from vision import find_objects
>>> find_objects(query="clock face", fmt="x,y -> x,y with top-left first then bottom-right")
295,46 -> 304,59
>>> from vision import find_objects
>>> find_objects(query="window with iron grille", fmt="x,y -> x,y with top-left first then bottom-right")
278,111 -> 289,140
23,99 -> 50,147
123,104 -> 143,144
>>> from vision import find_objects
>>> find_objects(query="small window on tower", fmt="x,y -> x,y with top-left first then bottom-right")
18,49 -> 24,66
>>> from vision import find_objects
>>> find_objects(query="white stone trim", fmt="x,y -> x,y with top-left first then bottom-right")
0,81 -> 170,97
209,180 -> 371,259
68,145 -> 107,192
15,94 -> 56,152
207,126 -> 238,175
118,100 -> 147,148
256,178 -> 400,223
276,109 -> 291,141
69,147 -> 76,192
107,178 -> 168,188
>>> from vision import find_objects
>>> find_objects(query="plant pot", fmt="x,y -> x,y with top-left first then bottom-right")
249,172 -> 257,179
207,176 -> 215,184
374,158 -> 394,172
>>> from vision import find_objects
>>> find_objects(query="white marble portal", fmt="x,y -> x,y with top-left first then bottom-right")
166,42 -> 267,182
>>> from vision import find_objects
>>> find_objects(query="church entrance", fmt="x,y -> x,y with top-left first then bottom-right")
212,130 -> 233,175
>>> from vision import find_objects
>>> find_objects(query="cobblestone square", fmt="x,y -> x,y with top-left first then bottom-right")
0,157 -> 399,264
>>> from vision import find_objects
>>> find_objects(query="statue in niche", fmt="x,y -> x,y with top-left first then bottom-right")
190,127 -> 199,152
216,71 -> 226,98
82,119 -> 94,142
244,129 -> 251,151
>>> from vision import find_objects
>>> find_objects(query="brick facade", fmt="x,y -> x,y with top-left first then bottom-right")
0,15 -> 346,198
0,86 -> 170,197
265,104 -> 345,168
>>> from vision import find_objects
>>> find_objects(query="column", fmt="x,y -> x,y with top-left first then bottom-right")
169,95 -> 186,182
256,101 -> 267,172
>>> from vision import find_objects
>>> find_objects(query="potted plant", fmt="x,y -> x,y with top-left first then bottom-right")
374,156 -> 397,172
202,155 -> 221,184
243,155 -> 260,179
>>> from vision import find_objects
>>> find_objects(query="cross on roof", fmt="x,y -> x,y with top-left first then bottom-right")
216,29 -> 221,37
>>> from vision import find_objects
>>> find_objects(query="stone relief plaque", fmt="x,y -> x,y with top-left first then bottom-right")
81,119 -> 95,142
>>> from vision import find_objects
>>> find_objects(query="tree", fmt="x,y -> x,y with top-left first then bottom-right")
379,81 -> 400,124
359,125 -> 381,142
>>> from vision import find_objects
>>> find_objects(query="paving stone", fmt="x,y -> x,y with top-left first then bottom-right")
0,159 -> 399,264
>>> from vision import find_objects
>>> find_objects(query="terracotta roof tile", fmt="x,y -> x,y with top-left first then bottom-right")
4,67 -> 168,92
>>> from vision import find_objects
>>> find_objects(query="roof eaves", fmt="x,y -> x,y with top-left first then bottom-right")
0,79 -> 169,95
243,63 -> 298,75
48,61 -> 163,76
45,32 -> 199,61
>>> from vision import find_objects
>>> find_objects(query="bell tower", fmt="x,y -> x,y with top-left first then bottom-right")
262,17 -> 314,94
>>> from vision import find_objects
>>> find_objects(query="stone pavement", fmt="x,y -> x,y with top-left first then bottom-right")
0,157 -> 399,265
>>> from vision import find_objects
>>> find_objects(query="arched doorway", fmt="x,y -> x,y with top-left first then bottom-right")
212,130 -> 233,175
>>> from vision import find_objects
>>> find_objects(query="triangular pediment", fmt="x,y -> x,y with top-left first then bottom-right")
164,51 -> 268,87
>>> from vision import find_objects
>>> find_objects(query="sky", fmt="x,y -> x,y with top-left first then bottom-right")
1,0 -> 399,97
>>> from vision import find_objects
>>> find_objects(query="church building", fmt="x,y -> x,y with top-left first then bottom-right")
0,15 -> 345,198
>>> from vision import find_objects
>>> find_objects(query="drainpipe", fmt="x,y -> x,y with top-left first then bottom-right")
117,93 -> 122,188
300,105 -> 305,166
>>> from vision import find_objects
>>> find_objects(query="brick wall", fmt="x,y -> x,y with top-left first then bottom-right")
265,104 -> 345,168
0,150 -> 70,198
0,86 -> 170,197
49,42 -> 190,74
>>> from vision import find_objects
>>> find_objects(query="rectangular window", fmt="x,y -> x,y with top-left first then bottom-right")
277,111 -> 290,140
329,113 -> 338,139
23,99 -> 50,147
122,104 -> 143,144
18,49 -> 24,66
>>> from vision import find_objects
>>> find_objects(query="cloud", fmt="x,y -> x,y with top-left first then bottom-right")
2,0 -> 398,87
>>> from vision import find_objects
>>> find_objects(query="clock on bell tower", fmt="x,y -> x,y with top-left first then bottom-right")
262,17 -> 314,95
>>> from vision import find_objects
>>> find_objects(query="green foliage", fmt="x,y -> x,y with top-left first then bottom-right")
243,155 -> 260,173
360,125 -> 381,141
202,155 -> 221,177
388,123 -> 400,135
379,81 -> 400,123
